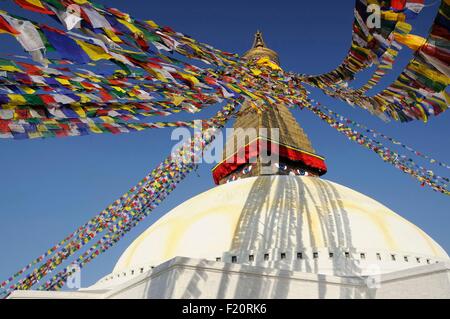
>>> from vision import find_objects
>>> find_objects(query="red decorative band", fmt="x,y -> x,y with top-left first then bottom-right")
212,138 -> 327,184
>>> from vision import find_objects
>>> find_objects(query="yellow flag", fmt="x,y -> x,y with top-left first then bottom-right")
111,86 -> 127,94
256,56 -> 281,70
71,105 -> 86,118
128,124 -> 146,131
146,20 -> 159,29
386,48 -> 397,56
121,106 -> 135,113
241,88 -> 260,100
396,21 -> 412,34
410,61 -> 450,85
382,11 -> 405,22
103,28 -> 122,43
180,73 -> 200,86
394,34 -> 426,51
74,39 -> 111,61
445,91 -> 450,105
414,103 -> 428,123
171,95 -> 185,106
250,68 -> 262,76
22,87 -> 36,94
28,131 -> 43,139
118,19 -> 142,35
153,70 -> 168,82
36,124 -> 48,132
189,43 -> 203,54
88,123 -> 103,134
0,64 -> 21,72
55,78 -> 71,86
8,94 -> 26,104
26,0 -> 49,10
99,116 -> 115,124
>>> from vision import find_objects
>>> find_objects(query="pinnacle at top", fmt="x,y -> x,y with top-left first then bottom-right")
253,30 -> 266,48
243,31 -> 280,66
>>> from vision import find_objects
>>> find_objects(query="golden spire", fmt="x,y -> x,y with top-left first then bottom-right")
252,30 -> 266,48
211,33 -> 327,185
243,31 -> 280,65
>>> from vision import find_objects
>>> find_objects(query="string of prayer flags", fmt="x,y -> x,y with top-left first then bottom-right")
308,98 -> 450,171
300,100 -> 449,195
299,0 -> 449,123
0,100 -> 240,297
304,0 -> 422,90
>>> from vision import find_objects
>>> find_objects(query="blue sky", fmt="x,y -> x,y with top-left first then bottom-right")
0,0 -> 448,288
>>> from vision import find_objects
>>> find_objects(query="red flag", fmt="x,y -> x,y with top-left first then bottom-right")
40,94 -> 56,105
99,89 -> 114,102
16,62 -> 43,75
103,123 -> 121,134
0,120 -> 11,134
391,0 -> 407,10
14,0 -> 55,15
0,15 -> 20,35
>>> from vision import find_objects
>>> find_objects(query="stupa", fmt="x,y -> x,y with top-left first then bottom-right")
9,32 -> 450,299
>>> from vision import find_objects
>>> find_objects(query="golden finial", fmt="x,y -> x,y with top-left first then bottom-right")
243,31 -> 280,66
252,30 -> 266,48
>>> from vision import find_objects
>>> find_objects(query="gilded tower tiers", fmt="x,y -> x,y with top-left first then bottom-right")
212,32 -> 327,185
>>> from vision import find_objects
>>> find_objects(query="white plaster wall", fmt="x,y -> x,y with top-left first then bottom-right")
9,257 -> 450,299
103,258 -> 450,299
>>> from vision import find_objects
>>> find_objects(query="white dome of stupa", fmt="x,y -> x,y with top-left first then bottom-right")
96,176 -> 448,287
